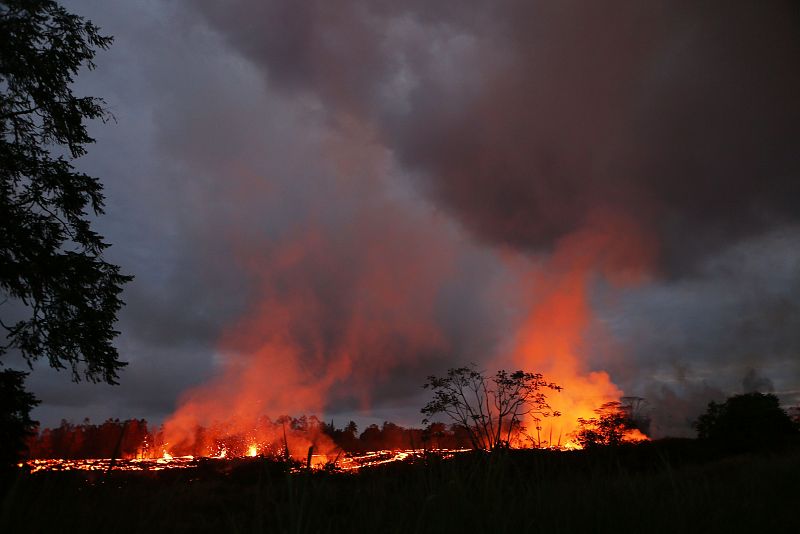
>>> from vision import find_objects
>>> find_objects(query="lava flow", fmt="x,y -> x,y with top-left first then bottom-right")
23,448 -> 472,474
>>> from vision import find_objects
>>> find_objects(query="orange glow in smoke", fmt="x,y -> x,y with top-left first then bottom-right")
161,217 -> 451,458
508,211 -> 657,447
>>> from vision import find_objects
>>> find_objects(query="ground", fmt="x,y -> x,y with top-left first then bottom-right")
2,442 -> 799,533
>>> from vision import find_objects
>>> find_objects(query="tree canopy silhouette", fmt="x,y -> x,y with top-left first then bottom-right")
0,369 -> 38,469
575,397 -> 650,448
0,0 -> 131,383
693,392 -> 798,451
422,365 -> 561,450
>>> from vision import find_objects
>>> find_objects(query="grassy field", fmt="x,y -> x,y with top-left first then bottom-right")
2,441 -> 799,534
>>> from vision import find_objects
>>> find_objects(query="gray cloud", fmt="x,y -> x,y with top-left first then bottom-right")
193,0 -> 800,268
19,1 -> 800,437
594,227 -> 800,432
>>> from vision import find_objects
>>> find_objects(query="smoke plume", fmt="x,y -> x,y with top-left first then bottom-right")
154,0 -> 800,447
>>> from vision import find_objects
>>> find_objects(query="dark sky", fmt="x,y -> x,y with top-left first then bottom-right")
19,0 -> 800,438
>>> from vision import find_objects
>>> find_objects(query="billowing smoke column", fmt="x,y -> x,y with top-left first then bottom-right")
163,0 -> 800,450
162,122 -> 460,455
380,1 -> 800,438
502,211 -> 658,441
164,218 -> 454,455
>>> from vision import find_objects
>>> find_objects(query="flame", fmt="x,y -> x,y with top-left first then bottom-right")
247,445 -> 258,457
623,428 -> 649,442
507,211 -> 657,447
310,454 -> 329,468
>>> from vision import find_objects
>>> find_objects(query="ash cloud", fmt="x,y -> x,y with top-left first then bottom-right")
22,1 -> 800,435
29,0 -> 506,428
193,0 -> 800,270
180,0 -> 800,429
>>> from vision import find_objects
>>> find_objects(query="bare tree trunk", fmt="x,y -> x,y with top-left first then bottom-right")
106,420 -> 128,475
282,422 -> 290,461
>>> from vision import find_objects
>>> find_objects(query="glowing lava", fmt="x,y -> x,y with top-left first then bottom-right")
24,449 -> 472,474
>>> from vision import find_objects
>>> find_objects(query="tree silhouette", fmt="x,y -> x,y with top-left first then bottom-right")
1,0 -> 132,382
1,0 -> 131,467
422,365 -> 561,450
323,420 -> 360,452
789,406 -> 800,426
575,398 -> 649,448
694,392 -> 798,451
0,369 -> 38,468
357,424 -> 381,451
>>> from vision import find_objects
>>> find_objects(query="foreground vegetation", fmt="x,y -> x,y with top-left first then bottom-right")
3,440 -> 799,534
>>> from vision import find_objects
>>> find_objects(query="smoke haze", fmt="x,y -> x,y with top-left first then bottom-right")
20,1 -> 800,439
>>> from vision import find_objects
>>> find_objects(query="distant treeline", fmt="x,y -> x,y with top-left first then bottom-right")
323,420 -> 473,452
26,419 -> 151,459
26,393 -> 800,459
25,418 -> 473,459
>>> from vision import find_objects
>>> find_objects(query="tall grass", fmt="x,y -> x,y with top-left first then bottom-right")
2,444 -> 799,533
